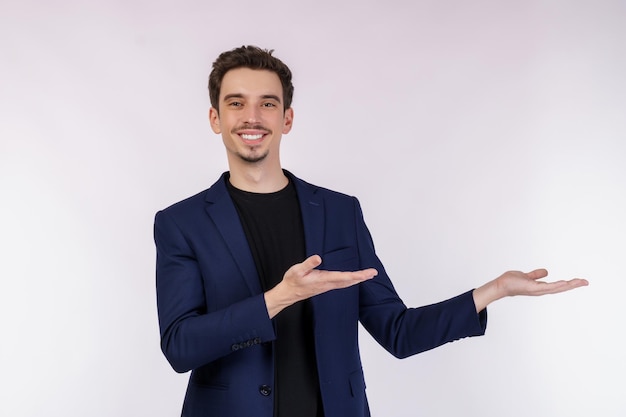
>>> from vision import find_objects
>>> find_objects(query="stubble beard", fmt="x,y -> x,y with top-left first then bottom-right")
237,148 -> 269,164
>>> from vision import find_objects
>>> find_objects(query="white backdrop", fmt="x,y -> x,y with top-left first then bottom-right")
1,0 -> 624,416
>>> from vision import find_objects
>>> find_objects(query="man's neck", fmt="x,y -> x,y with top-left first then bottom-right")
228,165 -> 288,193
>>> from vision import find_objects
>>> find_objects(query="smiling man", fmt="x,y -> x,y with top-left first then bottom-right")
154,45 -> 588,417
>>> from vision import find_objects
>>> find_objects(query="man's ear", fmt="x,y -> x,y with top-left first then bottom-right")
209,107 -> 221,134
282,107 -> 294,134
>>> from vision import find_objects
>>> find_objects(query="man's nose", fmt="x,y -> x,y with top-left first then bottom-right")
243,105 -> 261,123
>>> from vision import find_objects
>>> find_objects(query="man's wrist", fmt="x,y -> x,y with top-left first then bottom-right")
472,279 -> 503,313
264,283 -> 293,319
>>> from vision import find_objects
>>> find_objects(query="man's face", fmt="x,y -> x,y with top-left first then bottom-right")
209,68 -> 293,166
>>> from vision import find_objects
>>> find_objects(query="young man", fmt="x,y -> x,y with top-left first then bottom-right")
154,46 -> 587,417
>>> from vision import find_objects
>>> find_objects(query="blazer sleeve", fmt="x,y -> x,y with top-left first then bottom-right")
154,209 -> 276,373
352,197 -> 487,359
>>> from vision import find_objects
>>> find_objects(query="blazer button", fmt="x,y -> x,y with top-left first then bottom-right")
259,385 -> 272,396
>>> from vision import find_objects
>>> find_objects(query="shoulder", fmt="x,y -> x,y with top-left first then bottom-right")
288,171 -> 357,203
156,172 -> 228,218
158,189 -> 207,216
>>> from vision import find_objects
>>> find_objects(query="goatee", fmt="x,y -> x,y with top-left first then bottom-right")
238,149 -> 269,163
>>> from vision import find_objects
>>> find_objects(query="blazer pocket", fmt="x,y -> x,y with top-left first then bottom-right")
190,364 -> 229,390
320,247 -> 358,270
189,380 -> 229,391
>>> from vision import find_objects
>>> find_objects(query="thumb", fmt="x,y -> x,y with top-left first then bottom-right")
526,268 -> 548,280
299,254 -> 322,274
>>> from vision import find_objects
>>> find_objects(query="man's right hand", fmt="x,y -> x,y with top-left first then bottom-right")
264,254 -> 378,319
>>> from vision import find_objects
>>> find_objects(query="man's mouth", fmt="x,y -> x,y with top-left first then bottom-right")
240,133 -> 264,141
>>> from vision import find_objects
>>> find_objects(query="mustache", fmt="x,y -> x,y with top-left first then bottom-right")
232,123 -> 271,133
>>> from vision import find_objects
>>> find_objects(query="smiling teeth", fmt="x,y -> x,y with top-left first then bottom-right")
241,134 -> 263,140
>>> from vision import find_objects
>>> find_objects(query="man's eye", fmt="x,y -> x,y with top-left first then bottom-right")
262,102 -> 276,108
229,102 -> 242,107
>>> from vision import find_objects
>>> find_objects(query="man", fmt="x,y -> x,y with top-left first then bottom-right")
154,45 -> 587,417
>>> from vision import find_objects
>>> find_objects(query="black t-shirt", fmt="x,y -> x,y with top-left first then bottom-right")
227,177 -> 323,417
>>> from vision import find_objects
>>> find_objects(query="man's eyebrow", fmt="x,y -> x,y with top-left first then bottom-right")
222,93 -> 282,103
261,94 -> 282,103
223,93 -> 244,101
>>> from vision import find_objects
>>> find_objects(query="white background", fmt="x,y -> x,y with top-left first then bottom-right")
1,0 -> 624,416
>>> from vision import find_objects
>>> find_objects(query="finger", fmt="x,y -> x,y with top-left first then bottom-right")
526,268 -> 548,281
534,278 -> 589,295
298,254 -> 322,275
550,278 -> 589,292
575,278 -> 590,287
341,268 -> 378,282
534,280 -> 570,295
359,268 -> 378,279
318,268 -> 378,286
328,268 -> 377,279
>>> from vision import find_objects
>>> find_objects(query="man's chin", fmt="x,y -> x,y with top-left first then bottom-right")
238,151 -> 269,164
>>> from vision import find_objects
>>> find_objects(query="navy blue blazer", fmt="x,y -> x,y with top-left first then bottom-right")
154,172 -> 487,417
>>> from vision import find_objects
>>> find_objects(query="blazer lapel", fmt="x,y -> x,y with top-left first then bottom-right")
290,173 -> 333,332
203,174 -> 263,295
291,173 -> 325,258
